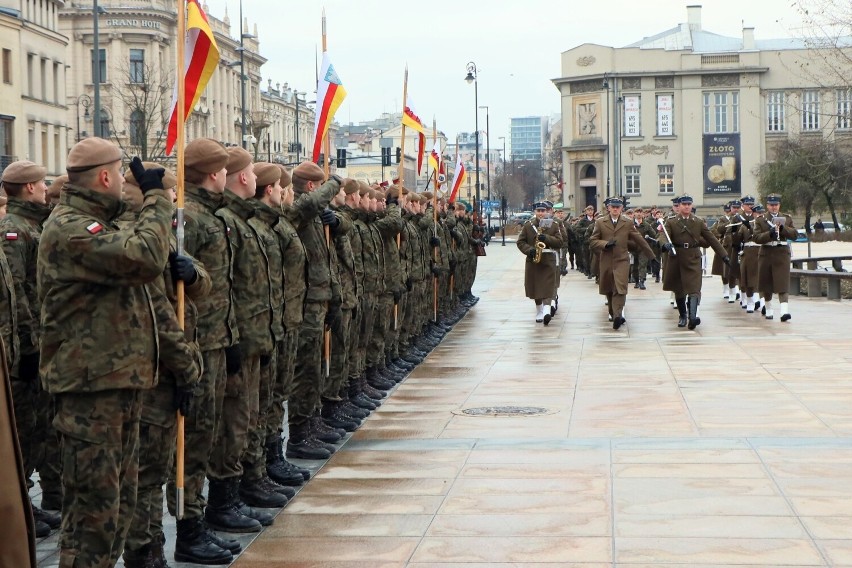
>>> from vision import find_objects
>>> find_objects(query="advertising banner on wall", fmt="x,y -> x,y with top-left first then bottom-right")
703,133 -> 741,195
656,94 -> 673,136
623,95 -> 641,137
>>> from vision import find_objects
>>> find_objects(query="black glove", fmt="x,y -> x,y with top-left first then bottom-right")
604,239 -> 616,250
405,277 -> 413,291
742,218 -> 750,229
769,227 -> 779,240
431,265 -> 443,276
129,156 -> 165,193
386,195 -> 399,206
320,208 -> 340,229
169,252 -> 198,284
325,303 -> 341,327
527,249 -> 537,259
330,174 -> 344,185
260,353 -> 272,367
723,256 -> 731,266
430,236 -> 440,247
449,259 -> 457,271
661,243 -> 673,254
537,233 -> 547,242
225,344 -> 242,375
18,352 -> 39,382
392,290 -> 402,304
173,385 -> 193,416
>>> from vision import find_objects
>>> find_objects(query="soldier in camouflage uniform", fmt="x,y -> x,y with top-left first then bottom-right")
0,160 -> 59,537
165,139 -> 249,553
209,148 -> 281,523
117,165 -> 209,567
37,138 -> 171,568
284,162 -> 343,460
574,205 -> 595,276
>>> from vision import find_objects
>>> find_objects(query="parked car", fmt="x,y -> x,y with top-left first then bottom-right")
795,229 -> 809,242
810,221 -> 847,233
511,212 -> 532,225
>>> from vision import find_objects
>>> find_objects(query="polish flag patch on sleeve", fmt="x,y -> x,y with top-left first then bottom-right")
86,222 -> 104,234
4,232 -> 18,240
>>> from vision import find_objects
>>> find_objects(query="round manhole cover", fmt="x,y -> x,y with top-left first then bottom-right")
453,406 -> 556,417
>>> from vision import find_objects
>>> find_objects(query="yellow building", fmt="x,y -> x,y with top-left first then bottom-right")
554,4 -> 852,213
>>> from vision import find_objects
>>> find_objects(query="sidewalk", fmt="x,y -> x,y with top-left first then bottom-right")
39,242 -> 852,566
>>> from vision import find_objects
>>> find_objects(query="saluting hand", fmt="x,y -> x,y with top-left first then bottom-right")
129,156 -> 165,193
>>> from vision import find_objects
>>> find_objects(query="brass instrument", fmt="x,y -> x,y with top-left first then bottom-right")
534,239 -> 546,263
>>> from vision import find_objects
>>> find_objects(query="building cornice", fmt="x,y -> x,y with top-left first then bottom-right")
551,66 -> 770,87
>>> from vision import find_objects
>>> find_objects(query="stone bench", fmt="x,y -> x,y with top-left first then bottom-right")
790,268 -> 852,300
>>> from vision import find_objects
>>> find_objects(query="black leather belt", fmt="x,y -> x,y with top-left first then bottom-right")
673,243 -> 696,248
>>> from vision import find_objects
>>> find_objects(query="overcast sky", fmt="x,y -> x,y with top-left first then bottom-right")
205,0 -> 808,148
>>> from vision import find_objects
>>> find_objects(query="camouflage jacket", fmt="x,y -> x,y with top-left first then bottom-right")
403,213 -> 428,282
354,211 -> 382,295
217,190 -> 273,357
273,212 -> 306,330
182,184 -> 239,351
374,204 -> 404,295
332,207 -> 358,310
418,211 -> 448,272
248,201 -> 286,342
37,183 -> 172,393
0,198 -> 50,364
340,206 -> 365,302
285,179 -> 340,304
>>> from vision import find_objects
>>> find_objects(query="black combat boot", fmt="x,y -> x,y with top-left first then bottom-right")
233,480 -> 274,526
174,517 -> 233,565
123,544 -> 156,568
203,520 -> 242,553
33,504 -> 61,529
149,534 -> 171,568
239,475 -> 289,508
340,387 -> 370,419
322,402 -> 359,432
286,420 -> 331,460
266,438 -> 308,486
676,297 -> 688,328
204,479 -> 262,533
259,474 -> 296,499
687,295 -> 701,330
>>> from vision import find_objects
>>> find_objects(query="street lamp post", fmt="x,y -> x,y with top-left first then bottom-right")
92,0 -> 103,137
464,62 -> 481,222
237,0 -> 257,150
293,90 -> 305,161
479,104 -> 491,239
75,94 -> 91,142
498,135 -> 506,246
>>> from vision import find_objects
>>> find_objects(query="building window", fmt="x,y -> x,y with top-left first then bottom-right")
703,91 -> 739,133
53,62 -> 59,103
623,95 -> 641,137
658,164 -> 674,194
1,49 -> 11,84
129,110 -> 144,146
802,90 -> 820,131
838,89 -> 852,130
767,91 -> 786,132
0,117 -> 12,157
129,49 -> 144,83
625,165 -> 641,195
27,54 -> 34,96
91,48 -> 106,83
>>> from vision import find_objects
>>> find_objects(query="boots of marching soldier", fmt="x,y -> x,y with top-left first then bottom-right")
312,412 -> 345,443
266,438 -> 308,486
746,295 -> 755,313
286,420 -> 332,461
723,283 -> 730,299
122,543 -> 156,568
687,295 -> 701,330
729,285 -> 739,304
32,503 -> 60,535
366,367 -> 394,391
780,302 -> 791,322
204,478 -> 262,533
638,279 -> 646,290
339,384 -> 370,419
535,303 -> 545,323
676,297 -> 688,328
321,399 -> 360,432
764,298 -> 774,320
150,533 -> 173,568
174,516 -> 233,565
357,373 -> 385,403
753,293 -> 762,311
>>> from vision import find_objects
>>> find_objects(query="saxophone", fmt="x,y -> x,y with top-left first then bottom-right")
532,222 -> 546,264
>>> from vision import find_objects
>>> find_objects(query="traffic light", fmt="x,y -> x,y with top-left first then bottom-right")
336,148 -> 346,168
381,147 -> 391,167
395,147 -> 401,164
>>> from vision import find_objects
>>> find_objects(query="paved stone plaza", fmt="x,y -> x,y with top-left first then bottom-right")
35,240 -> 852,567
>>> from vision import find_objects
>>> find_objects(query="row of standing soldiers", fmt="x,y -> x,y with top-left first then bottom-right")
0,136 -> 482,568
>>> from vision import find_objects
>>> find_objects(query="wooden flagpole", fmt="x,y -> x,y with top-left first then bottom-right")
321,9 -> 331,378
393,66 -> 408,331
432,118 -> 438,323
174,0 -> 187,520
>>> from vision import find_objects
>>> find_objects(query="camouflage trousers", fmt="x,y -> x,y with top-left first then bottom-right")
367,295 -> 392,368
54,389 -> 141,568
10,377 -> 36,483
34,386 -> 63,506
347,303 -> 362,381
290,301 -> 327,423
167,348 -> 225,520
356,293 -> 377,375
243,354 -> 273,481
125,379 -> 176,555
209,352 -> 259,481
324,306 -> 352,400
266,329 -> 298,443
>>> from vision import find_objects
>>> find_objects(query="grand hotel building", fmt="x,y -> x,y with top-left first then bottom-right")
554,5 -> 852,213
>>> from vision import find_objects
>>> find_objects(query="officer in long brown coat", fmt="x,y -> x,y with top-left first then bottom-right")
590,197 -> 655,329
658,195 -> 728,330
752,193 -> 798,321
516,202 -> 562,324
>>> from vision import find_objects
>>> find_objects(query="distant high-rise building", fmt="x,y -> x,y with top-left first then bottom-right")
510,116 -> 548,162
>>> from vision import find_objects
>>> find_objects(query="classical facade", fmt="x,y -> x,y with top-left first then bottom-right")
0,0 -> 70,178
554,5 -> 852,214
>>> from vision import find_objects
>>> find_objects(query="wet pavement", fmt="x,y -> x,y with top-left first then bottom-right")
35,241 -> 852,567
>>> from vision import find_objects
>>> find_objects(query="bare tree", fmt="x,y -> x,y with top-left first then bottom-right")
491,172 -> 525,211
793,0 -> 852,89
111,59 -> 172,161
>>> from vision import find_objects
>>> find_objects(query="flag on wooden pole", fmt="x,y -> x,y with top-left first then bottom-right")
449,140 -> 466,204
312,51 -> 347,163
402,95 -> 426,175
165,0 -> 219,155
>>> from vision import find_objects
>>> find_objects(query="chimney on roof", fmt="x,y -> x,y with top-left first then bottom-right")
687,5 -> 702,31
742,27 -> 755,50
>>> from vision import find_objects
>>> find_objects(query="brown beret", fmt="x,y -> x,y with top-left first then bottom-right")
400,186 -> 411,195
185,138 -> 229,174
386,185 -> 401,199
292,161 -> 325,183
407,193 -> 421,203
421,191 -> 434,200
342,179 -> 359,195
125,162 -> 177,189
48,175 -> 68,199
277,165 -> 292,188
226,147 -> 252,174
66,137 -> 122,173
254,162 -> 281,188
1,160 -> 47,185
357,181 -> 371,196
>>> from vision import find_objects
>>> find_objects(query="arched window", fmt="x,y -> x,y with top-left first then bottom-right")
129,110 -> 144,146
